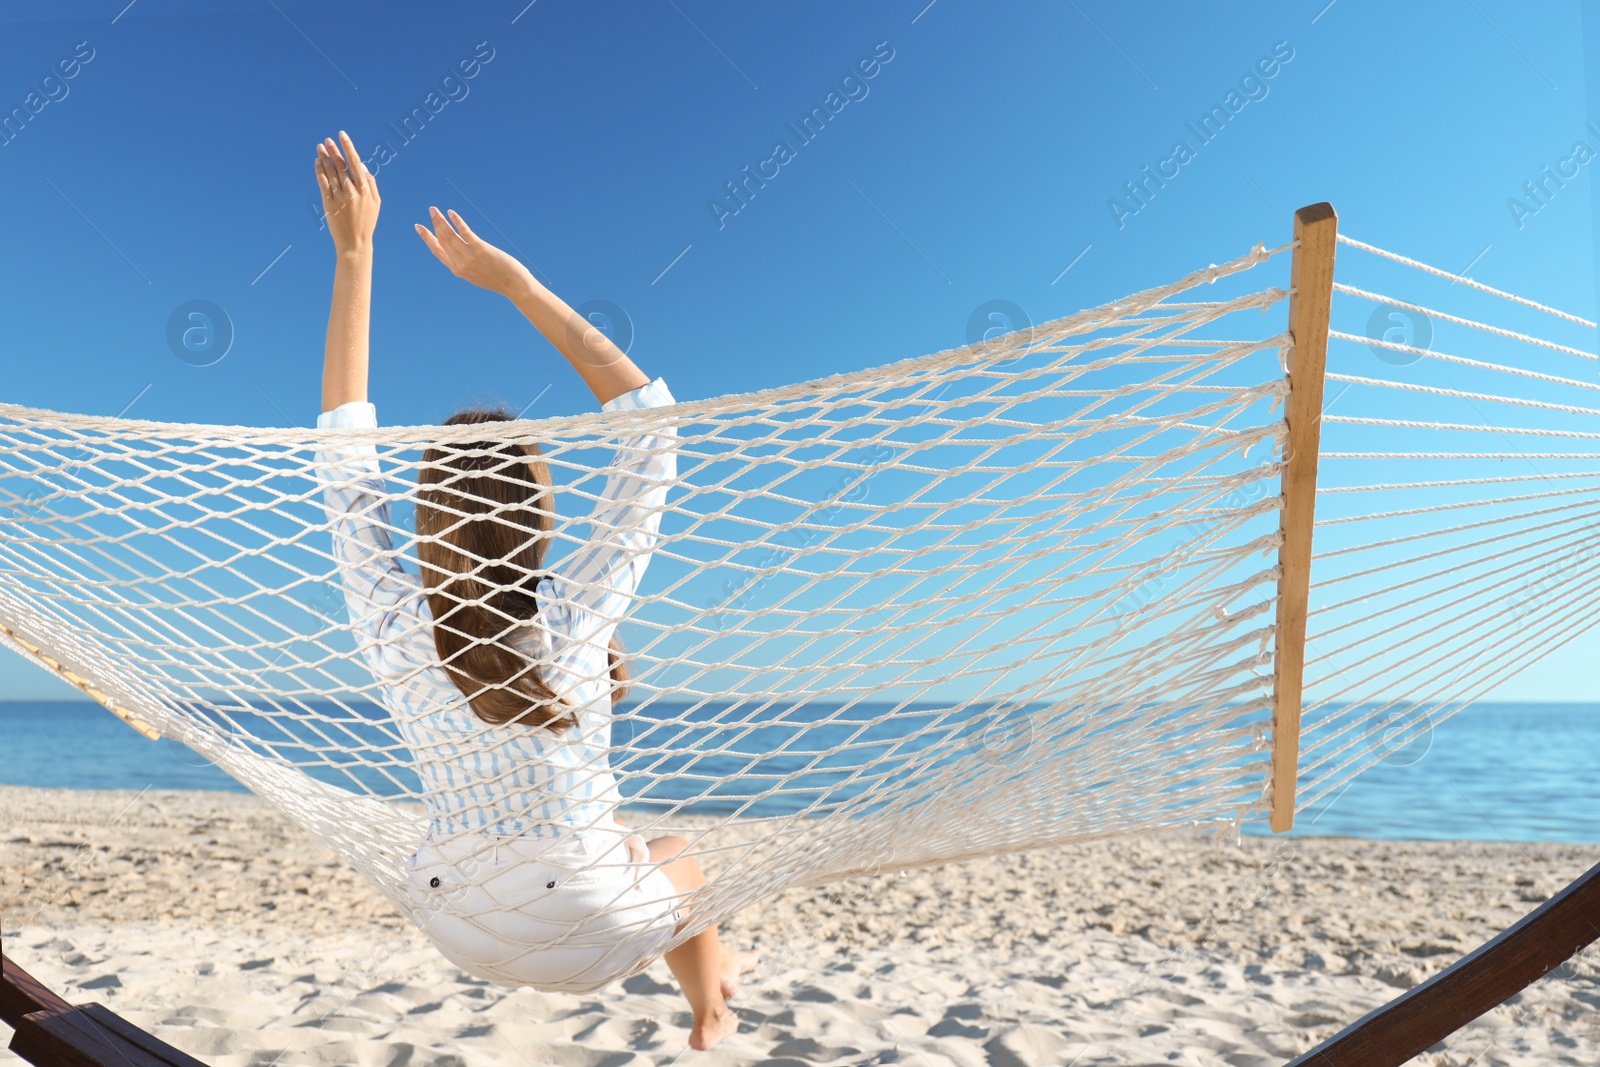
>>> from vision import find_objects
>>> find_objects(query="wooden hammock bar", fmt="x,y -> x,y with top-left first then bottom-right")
0,621 -> 160,740
1284,856 -> 1600,1065
1270,201 -> 1337,833
1,922 -> 211,1067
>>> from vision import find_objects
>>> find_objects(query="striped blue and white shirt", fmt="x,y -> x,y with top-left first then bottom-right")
313,377 -> 677,843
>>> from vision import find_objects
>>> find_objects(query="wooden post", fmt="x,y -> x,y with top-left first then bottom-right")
1270,202 -> 1337,833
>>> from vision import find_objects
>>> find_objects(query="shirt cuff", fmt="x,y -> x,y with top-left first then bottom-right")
601,377 -> 673,413
317,401 -> 378,429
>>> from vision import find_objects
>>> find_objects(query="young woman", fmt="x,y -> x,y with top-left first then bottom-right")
311,131 -> 757,1051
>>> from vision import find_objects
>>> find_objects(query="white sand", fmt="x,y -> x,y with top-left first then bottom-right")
2,785 -> 1597,1065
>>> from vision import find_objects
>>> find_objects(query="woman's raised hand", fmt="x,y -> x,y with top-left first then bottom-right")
414,208 -> 530,296
315,132 -> 380,254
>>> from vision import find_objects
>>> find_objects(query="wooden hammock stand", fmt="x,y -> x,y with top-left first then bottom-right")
1,921 -> 205,1067
2,203 -> 1595,1067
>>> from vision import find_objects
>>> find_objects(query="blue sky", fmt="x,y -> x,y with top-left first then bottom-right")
0,0 -> 1595,702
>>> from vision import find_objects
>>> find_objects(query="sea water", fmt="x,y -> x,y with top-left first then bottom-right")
1,701 -> 1595,842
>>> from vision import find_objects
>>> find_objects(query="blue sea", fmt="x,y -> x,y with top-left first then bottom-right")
1,701 -> 1596,842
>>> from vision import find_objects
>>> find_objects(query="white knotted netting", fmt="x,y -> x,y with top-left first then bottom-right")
1,226 -> 1594,988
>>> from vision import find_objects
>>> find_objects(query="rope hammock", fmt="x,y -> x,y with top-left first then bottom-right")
1,205 -> 1595,995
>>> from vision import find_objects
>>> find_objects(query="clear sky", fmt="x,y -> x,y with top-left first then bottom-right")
0,0 -> 1594,701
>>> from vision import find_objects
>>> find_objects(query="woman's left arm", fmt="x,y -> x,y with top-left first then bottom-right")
310,132 -> 434,687
317,131 -> 381,412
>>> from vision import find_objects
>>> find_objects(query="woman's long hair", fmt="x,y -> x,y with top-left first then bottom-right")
416,406 -> 629,729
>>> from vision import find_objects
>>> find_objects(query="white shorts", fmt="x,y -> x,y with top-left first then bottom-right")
402,823 -> 684,994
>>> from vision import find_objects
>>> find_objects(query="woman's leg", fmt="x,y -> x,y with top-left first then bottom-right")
646,835 -> 761,1051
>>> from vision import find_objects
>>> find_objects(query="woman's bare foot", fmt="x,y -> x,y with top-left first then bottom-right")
689,1006 -> 739,1050
720,946 -> 763,1000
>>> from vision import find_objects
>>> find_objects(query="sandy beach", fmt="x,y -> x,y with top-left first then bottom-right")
1,784 -> 1596,1066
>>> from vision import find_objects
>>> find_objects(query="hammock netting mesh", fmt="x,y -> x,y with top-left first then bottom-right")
0,228 -> 1595,988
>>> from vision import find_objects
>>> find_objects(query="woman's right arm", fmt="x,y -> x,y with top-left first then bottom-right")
540,378 -> 679,651
413,207 -> 676,650
413,208 -> 650,406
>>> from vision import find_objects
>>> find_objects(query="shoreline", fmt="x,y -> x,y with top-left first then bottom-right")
4,778 -> 1597,847
3,784 -> 1598,1065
